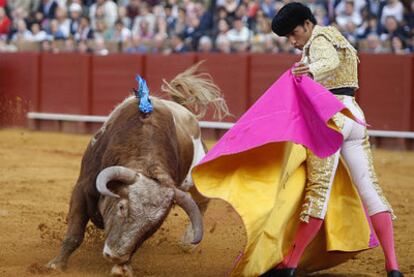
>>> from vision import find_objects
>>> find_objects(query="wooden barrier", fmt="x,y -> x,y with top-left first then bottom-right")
0,53 -> 413,138
145,54 -> 197,95
38,53 -> 91,132
0,53 -> 40,127
91,54 -> 144,115
249,53 -> 299,106
196,53 -> 249,122
358,54 -> 413,131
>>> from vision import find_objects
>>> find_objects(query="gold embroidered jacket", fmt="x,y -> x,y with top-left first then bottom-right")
300,25 -> 359,90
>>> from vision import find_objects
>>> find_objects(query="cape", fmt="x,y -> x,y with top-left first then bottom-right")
192,70 -> 377,277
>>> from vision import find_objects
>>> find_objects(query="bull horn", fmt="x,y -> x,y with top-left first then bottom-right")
173,188 -> 203,244
96,166 -> 138,198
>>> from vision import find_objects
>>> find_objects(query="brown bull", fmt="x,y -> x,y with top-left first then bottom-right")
46,64 -> 229,276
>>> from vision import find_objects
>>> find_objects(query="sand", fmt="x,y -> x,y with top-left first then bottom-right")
0,129 -> 412,277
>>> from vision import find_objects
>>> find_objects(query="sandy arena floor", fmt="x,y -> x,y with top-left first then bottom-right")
0,129 -> 413,277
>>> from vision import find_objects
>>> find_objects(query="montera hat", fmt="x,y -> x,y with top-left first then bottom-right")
271,2 -> 316,36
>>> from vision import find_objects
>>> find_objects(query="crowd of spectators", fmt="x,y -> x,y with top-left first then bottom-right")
0,0 -> 413,54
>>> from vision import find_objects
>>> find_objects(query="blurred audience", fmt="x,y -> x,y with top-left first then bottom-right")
1,0 -> 413,54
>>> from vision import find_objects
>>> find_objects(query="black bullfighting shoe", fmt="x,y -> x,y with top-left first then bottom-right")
259,268 -> 296,277
388,270 -> 404,277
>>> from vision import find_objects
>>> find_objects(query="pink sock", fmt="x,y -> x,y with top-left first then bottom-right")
278,217 -> 324,268
370,212 -> 399,271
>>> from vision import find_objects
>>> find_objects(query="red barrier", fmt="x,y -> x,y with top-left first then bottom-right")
1,53 -> 413,135
0,53 -> 40,126
196,53 -> 249,122
412,56 -> 414,132
40,53 -> 91,114
91,54 -> 144,115
145,54 -> 196,96
249,53 -> 299,106
358,54 -> 413,131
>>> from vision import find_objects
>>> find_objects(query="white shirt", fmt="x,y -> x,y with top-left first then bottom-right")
380,1 -> 404,24
226,26 -> 251,43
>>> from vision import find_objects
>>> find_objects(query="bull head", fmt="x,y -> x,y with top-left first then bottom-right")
96,166 -> 203,265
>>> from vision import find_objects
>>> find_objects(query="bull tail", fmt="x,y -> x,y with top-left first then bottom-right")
161,61 -> 231,120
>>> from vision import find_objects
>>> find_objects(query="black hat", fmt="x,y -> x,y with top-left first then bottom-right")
271,2 -> 316,36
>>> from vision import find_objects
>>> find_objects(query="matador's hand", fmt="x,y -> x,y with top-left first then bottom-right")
292,63 -> 312,77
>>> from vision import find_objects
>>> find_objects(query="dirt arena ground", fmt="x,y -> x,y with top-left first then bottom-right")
0,129 -> 413,277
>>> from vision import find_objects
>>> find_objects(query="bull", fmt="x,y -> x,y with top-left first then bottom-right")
46,63 -> 229,276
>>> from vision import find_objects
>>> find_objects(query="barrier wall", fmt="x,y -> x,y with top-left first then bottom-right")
1,53 -> 414,135
91,54 -> 144,115
358,54 -> 413,131
0,53 -> 39,126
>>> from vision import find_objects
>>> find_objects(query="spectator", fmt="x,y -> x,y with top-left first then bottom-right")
30,22 -> 48,41
74,16 -> 94,41
135,18 -> 154,46
391,35 -> 410,54
336,0 -> 362,31
335,0 -> 366,18
89,0 -> 118,29
182,15 -> 202,49
94,20 -> 111,40
183,0 -> 196,18
314,5 -> 329,26
68,3 -> 82,36
38,0 -> 58,20
0,7 -> 11,37
214,18 -> 229,42
380,15 -> 407,41
7,0 -> 40,17
40,39 -> 52,52
342,21 -> 358,46
63,36 -> 76,52
223,0 -> 237,18
226,17 -> 251,51
77,39 -> 92,53
132,2 -> 156,36
109,19 -> 131,42
55,6 -> 70,38
150,32 -> 169,53
215,34 -> 231,53
126,0 -> 140,22
94,36 -> 109,55
198,35 -> 213,52
123,35 -> 149,53
261,0 -> 276,19
170,33 -> 188,53
48,18 -> 66,40
0,39 -> 18,52
154,16 -> 168,37
118,5 -> 131,29
172,7 -> 186,36
380,0 -> 404,25
164,4 -> 176,35
234,3 -> 250,27
11,19 -> 32,41
404,1 -> 414,31
356,15 -> 380,39
363,33 -> 389,53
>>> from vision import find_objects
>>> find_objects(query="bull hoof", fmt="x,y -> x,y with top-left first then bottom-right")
111,264 -> 134,277
45,258 -> 67,271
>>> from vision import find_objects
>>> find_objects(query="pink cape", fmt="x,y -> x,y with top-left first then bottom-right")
200,70 -> 363,166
